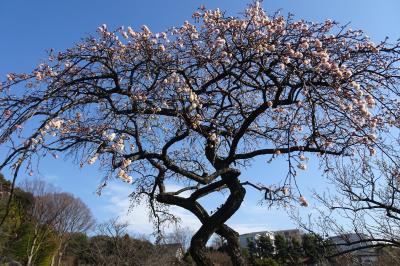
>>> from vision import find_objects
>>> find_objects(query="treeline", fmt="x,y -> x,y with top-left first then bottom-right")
0,176 -> 185,266
245,233 -> 331,266
0,175 -> 95,265
4,174 -> 398,265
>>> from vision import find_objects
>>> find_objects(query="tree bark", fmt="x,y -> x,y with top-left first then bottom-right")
190,171 -> 246,265
218,225 -> 245,266
158,169 -> 246,265
26,228 -> 39,266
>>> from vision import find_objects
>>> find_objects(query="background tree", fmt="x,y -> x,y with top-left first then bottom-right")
257,235 -> 275,259
301,233 -> 330,264
162,225 -> 194,252
246,232 -> 331,266
250,235 -> 277,266
274,234 -> 288,264
1,1 -> 400,265
88,217 -> 154,266
0,174 -> 34,264
17,179 -> 61,266
63,233 -> 93,265
287,237 -> 302,265
0,178 -> 93,265
297,156 -> 400,261
50,192 -> 94,266
247,238 -> 258,264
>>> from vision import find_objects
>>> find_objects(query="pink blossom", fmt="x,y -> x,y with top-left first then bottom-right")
299,196 -> 309,207
297,163 -> 307,170
6,74 -> 15,81
3,109 -> 12,118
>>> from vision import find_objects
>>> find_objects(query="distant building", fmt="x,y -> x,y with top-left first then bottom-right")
239,229 -> 303,249
328,233 -> 379,264
239,230 -> 275,248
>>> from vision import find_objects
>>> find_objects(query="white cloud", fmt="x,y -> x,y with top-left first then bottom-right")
100,182 -> 299,237
101,182 -> 201,235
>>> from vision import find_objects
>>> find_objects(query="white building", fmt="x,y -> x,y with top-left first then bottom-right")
328,233 -> 379,264
239,229 -> 303,249
239,230 -> 275,248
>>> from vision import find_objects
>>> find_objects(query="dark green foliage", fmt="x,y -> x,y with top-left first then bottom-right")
274,234 -> 288,264
64,233 -> 93,264
85,234 -> 157,265
258,235 -> 275,259
247,233 -> 331,266
247,235 -> 276,265
287,237 -> 302,265
0,174 -> 36,264
254,258 -> 279,266
302,233 -> 325,263
247,238 -> 258,265
1,175 -> 89,265
2,206 -> 56,265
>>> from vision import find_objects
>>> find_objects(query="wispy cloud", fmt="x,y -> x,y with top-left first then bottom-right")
100,182 -> 299,237
101,182 -> 201,235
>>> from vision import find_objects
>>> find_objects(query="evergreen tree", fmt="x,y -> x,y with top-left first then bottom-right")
257,235 -> 275,259
274,234 -> 289,264
288,237 -> 303,265
302,233 -> 328,263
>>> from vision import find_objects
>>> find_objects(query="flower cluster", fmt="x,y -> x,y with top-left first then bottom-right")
299,196 -> 309,207
118,169 -> 133,184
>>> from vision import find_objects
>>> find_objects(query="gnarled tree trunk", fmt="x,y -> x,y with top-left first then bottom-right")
157,170 -> 246,265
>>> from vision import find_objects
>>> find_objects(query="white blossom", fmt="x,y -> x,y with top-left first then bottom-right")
121,158 -> 132,168
299,154 -> 307,161
104,132 -> 116,142
88,154 -> 99,165
118,169 -> 133,184
48,118 -> 64,129
299,196 -> 309,207
297,163 -> 307,170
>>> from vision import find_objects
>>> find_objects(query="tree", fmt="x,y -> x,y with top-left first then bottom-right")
274,234 -> 288,264
301,233 -> 330,263
247,238 -> 258,264
301,157 -> 400,260
246,232 -> 331,266
18,179 -> 61,266
88,218 -> 154,266
248,235 -> 277,266
0,174 -> 34,264
63,233 -> 93,265
13,179 -> 94,266
50,192 -> 94,266
1,1 -> 399,265
287,237 -> 302,265
0,177 -> 93,265
257,235 -> 275,259
162,225 -> 193,252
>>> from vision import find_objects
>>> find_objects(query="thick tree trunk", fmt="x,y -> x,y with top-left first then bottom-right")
189,235 -> 213,265
218,225 -> 245,266
156,169 -> 246,265
189,171 -> 246,265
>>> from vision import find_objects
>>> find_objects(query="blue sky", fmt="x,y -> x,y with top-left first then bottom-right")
1,1 -> 399,236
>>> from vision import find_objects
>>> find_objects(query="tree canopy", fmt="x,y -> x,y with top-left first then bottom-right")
1,2 -> 399,265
